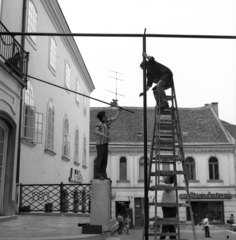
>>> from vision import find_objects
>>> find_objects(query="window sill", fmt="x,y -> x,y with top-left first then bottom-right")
138,180 -> 153,183
75,101 -> 80,108
48,65 -> 57,77
183,180 -> 199,183
207,180 -> 223,183
21,138 -> 36,148
82,165 -> 87,169
74,162 -> 80,166
44,149 -> 56,156
117,180 -> 130,183
62,156 -> 70,162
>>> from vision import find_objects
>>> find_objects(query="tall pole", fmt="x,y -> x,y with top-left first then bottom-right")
143,29 -> 149,240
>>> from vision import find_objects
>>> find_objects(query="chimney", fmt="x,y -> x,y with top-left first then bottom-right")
211,102 -> 219,117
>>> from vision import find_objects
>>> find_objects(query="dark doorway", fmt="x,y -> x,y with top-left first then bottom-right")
134,198 -> 144,228
116,201 -> 129,218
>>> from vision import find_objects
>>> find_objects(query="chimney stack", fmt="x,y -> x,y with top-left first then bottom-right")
211,102 -> 219,117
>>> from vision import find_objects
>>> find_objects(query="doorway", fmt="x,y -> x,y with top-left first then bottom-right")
0,120 -> 8,214
134,198 -> 144,228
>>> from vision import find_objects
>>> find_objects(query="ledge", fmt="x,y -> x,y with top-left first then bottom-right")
74,161 -> 80,166
44,149 -> 56,156
207,180 -> 223,183
183,180 -> 200,183
82,165 -> 87,169
117,180 -> 130,183
61,156 -> 70,162
21,138 -> 36,148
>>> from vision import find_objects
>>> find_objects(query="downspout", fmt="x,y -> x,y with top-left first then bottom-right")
16,0 -> 27,184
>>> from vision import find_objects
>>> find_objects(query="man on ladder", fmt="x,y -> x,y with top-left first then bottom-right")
139,52 -> 173,109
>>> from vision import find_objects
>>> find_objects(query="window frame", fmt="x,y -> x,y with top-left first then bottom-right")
186,157 -> 196,180
119,156 -> 127,181
62,115 -> 70,160
27,0 -> 37,44
209,157 -> 219,180
74,126 -> 79,165
45,99 -> 55,152
82,134 -> 86,168
75,79 -> 80,106
64,60 -> 71,90
139,157 -> 149,181
49,37 -> 57,73
83,93 -> 87,116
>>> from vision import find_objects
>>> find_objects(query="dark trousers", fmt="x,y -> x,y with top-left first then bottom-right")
204,226 -> 210,237
95,144 -> 108,178
160,207 -> 177,239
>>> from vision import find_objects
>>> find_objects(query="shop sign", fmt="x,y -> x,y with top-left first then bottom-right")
179,192 -> 233,199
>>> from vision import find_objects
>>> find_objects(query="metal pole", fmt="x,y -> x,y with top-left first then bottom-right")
0,32 -> 236,39
143,29 -> 149,240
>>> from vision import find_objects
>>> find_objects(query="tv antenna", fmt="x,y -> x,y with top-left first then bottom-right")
106,70 -> 125,106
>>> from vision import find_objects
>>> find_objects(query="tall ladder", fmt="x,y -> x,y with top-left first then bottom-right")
144,84 -> 197,240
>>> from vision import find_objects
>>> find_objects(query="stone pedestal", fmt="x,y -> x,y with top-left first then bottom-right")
91,179 -> 111,231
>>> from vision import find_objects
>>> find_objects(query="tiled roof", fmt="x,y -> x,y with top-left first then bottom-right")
221,120 -> 236,140
90,105 -> 230,143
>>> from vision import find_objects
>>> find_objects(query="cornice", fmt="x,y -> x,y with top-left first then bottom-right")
40,0 -> 95,93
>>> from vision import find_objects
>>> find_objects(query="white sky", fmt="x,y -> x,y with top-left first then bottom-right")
58,0 -> 236,125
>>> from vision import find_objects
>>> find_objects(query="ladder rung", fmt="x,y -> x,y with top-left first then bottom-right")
159,123 -> 175,129
150,170 -> 185,176
149,186 -> 186,191
149,202 -> 189,207
166,96 -> 174,101
149,217 -> 193,225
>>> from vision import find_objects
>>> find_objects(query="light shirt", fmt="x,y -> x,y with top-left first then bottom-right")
203,217 -> 209,227
161,184 -> 176,203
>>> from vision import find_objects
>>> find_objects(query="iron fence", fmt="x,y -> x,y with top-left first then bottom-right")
19,183 -> 91,213
0,21 -> 29,82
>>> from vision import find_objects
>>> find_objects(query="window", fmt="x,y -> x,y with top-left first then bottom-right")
49,37 -> 57,71
65,61 -> 70,89
27,0 -> 37,43
139,157 -> 149,181
119,157 -> 127,180
62,116 -> 70,159
209,157 -> 219,180
46,99 -> 55,151
74,127 -> 79,164
75,79 -> 80,105
23,80 -> 43,143
0,0 -> 3,20
82,135 -> 86,167
186,157 -> 196,180
83,93 -> 87,116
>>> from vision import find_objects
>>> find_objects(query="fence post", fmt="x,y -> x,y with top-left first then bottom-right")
60,182 -> 63,213
19,183 -> 22,213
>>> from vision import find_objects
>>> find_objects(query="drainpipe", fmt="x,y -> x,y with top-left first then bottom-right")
16,0 -> 27,184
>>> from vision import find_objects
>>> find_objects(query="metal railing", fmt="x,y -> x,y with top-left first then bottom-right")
0,21 -> 29,82
19,183 -> 91,214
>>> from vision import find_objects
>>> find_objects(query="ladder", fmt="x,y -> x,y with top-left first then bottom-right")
144,84 -> 197,240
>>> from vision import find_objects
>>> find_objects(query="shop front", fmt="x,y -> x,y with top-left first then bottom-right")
179,191 -> 234,224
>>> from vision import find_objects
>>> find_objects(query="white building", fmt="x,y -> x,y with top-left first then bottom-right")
0,0 -> 95,216
89,103 -> 236,227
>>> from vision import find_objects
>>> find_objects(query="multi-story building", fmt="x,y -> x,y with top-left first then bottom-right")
0,0 -> 94,216
89,103 -> 236,227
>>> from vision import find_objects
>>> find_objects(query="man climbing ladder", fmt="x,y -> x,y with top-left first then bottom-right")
139,52 -> 174,110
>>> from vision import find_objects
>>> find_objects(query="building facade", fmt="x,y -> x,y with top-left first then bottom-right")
0,0 -> 94,216
89,103 -> 236,227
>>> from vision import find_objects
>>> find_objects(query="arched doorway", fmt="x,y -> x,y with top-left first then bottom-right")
0,120 -> 8,214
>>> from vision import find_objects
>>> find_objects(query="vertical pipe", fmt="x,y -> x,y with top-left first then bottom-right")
143,30 -> 149,240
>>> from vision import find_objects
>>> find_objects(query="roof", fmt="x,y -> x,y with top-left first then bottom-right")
90,105 -> 230,144
221,120 -> 236,140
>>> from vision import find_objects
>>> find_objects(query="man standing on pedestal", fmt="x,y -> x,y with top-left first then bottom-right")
94,108 -> 122,180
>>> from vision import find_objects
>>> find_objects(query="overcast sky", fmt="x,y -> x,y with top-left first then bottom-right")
58,0 -> 236,125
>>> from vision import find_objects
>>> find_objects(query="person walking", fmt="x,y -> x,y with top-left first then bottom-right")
139,52 -> 174,110
94,108 -> 122,180
117,213 -> 124,235
203,215 -> 211,238
124,215 -> 131,235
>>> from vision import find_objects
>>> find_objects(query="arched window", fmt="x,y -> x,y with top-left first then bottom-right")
139,157 -> 149,181
186,157 -> 196,180
27,0 -> 37,43
65,61 -> 70,89
49,37 -> 57,71
46,99 -> 55,151
82,135 -> 86,167
119,157 -> 127,180
74,127 -> 79,164
209,157 -> 219,180
62,116 -> 70,158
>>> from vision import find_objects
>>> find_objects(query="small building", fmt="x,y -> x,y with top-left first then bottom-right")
89,103 -> 236,227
